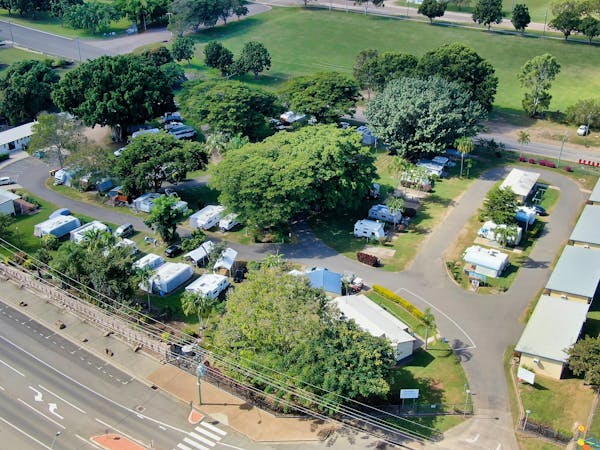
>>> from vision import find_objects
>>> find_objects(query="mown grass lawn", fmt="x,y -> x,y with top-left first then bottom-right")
0,47 -> 47,70
186,7 -> 600,112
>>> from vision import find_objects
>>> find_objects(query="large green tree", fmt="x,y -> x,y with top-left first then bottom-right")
115,0 -> 169,30
115,132 -> 207,197
418,43 -> 498,111
565,98 -> 600,128
235,41 -> 271,79
203,41 -> 234,75
517,53 -> 561,117
511,3 -> 531,33
213,266 -> 394,404
63,1 -> 119,33
418,0 -> 448,23
172,36 -> 195,62
568,335 -> 600,386
366,77 -> 486,158
578,16 -> 600,43
353,48 -> 379,98
180,80 -> 280,141
52,54 -> 175,141
364,52 -> 418,93
170,0 -> 246,32
144,195 -> 187,242
212,125 -> 376,230
0,60 -> 59,125
549,0 -> 583,40
29,112 -> 86,168
472,0 -> 503,30
281,72 -> 360,124
481,185 -> 517,224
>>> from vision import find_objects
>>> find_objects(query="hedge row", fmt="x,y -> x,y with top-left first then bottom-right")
372,284 -> 425,320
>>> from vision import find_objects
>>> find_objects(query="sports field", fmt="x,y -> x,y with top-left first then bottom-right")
190,7 -> 600,112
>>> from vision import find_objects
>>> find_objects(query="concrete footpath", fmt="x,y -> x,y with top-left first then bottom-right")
0,278 -> 331,443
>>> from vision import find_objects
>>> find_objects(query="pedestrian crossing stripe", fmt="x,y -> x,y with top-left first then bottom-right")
200,422 -> 226,436
182,437 -> 209,450
194,426 -> 222,441
174,421 -> 227,450
189,432 -> 216,447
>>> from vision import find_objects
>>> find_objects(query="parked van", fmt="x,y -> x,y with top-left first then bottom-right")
114,223 -> 134,238
0,176 -> 14,186
219,213 -> 239,232
354,219 -> 385,239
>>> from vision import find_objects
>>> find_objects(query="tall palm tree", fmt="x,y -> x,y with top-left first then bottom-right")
517,130 -> 530,154
455,137 -> 474,178
423,307 -> 436,350
135,266 -> 154,310
181,291 -> 216,332
388,155 -> 411,187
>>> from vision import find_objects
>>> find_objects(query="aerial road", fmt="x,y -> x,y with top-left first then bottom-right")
0,300 -> 242,450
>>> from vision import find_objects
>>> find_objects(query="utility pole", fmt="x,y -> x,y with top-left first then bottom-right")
8,20 -> 15,44
543,8 -> 548,37
557,134 -> 567,168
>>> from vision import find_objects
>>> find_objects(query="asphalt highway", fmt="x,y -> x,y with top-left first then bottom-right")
0,301 -> 236,450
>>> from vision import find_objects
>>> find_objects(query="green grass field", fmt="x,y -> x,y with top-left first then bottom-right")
186,7 -> 600,112
0,47 -> 47,70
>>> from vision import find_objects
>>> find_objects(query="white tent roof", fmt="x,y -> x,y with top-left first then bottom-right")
185,241 -> 214,263
214,247 -> 238,271
500,168 -> 540,197
36,215 -> 80,232
331,295 -> 415,345
516,295 -> 589,363
0,122 -> 35,146
463,245 -> 509,271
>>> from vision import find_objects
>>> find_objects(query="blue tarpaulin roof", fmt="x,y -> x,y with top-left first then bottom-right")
306,268 -> 342,295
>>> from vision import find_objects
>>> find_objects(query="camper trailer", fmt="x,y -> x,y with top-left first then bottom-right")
219,213 -> 239,232
133,253 -> 165,271
185,274 -> 230,300
70,221 -> 110,244
368,204 -> 402,224
354,220 -> 385,239
189,205 -> 225,230
34,216 -> 81,238
141,262 -> 193,294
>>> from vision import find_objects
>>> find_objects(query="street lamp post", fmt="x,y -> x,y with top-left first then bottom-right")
463,388 -> 471,416
523,409 -> 531,431
196,363 -> 207,405
8,20 -> 15,44
557,134 -> 567,168
50,431 -> 61,449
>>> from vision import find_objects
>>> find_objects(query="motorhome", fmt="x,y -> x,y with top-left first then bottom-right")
353,219 -> 385,239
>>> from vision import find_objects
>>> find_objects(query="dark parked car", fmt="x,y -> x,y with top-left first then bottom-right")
164,243 -> 183,257
233,267 -> 246,283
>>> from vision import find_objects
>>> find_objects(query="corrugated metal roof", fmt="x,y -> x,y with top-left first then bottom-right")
463,245 -> 509,271
0,122 -> 35,146
590,178 -> 600,203
307,268 -> 342,295
546,246 -> 600,298
570,205 -> 600,246
515,295 -> 589,362
332,295 -> 415,345
500,168 -> 540,197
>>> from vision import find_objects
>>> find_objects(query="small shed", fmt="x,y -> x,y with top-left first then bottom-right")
213,247 -> 238,275
132,193 -> 161,213
332,294 -> 415,361
184,241 -> 214,266
306,267 -> 343,295
0,190 -> 20,216
0,122 -> 35,153
545,245 -> 600,303
463,245 -> 509,278
133,253 -> 164,271
143,262 -> 193,294
189,205 -> 225,230
515,295 -> 589,379
185,274 -> 230,300
70,221 -> 110,244
589,178 -> 600,205
569,205 -> 600,249
34,215 -> 81,238
500,168 -> 540,203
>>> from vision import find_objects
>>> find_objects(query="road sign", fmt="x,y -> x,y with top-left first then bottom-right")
400,389 -> 419,399
196,364 -> 207,378
517,367 -> 535,385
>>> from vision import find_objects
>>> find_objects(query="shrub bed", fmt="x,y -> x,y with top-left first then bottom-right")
357,252 -> 379,267
372,284 -> 425,320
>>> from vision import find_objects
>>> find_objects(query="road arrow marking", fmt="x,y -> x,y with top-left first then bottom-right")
465,433 -> 479,443
48,403 -> 63,419
29,386 -> 43,402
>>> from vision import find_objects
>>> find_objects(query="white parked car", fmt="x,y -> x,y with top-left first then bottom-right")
113,147 -> 127,157
577,125 -> 590,136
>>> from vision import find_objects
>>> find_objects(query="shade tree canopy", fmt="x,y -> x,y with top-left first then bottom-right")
472,0 -> 503,30
418,0 -> 448,23
212,125 -> 376,230
180,79 -> 280,141
517,53 -> 561,117
234,41 -> 271,79
480,185 -> 518,224
52,54 -> 175,141
172,36 -> 195,62
145,195 -> 187,242
568,335 -> 600,386
511,3 -> 531,33
280,72 -> 360,124
0,60 -> 59,125
366,76 -> 486,159
203,41 -> 234,75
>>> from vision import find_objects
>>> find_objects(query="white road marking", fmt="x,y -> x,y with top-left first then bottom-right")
189,431 -> 215,446
194,426 -> 221,441
199,422 -> 226,436
0,416 -> 53,449
95,418 -> 149,448
0,357 -> 26,377
17,398 -> 65,429
177,443 -> 193,450
75,434 -> 105,449
39,384 -> 87,414
48,402 -> 64,419
0,335 -> 188,433
496,444 -> 502,450
29,386 -> 43,402
465,433 -> 480,443
0,385 -> 5,391
159,425 -> 167,431
183,437 -> 209,450
398,288 -> 477,350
